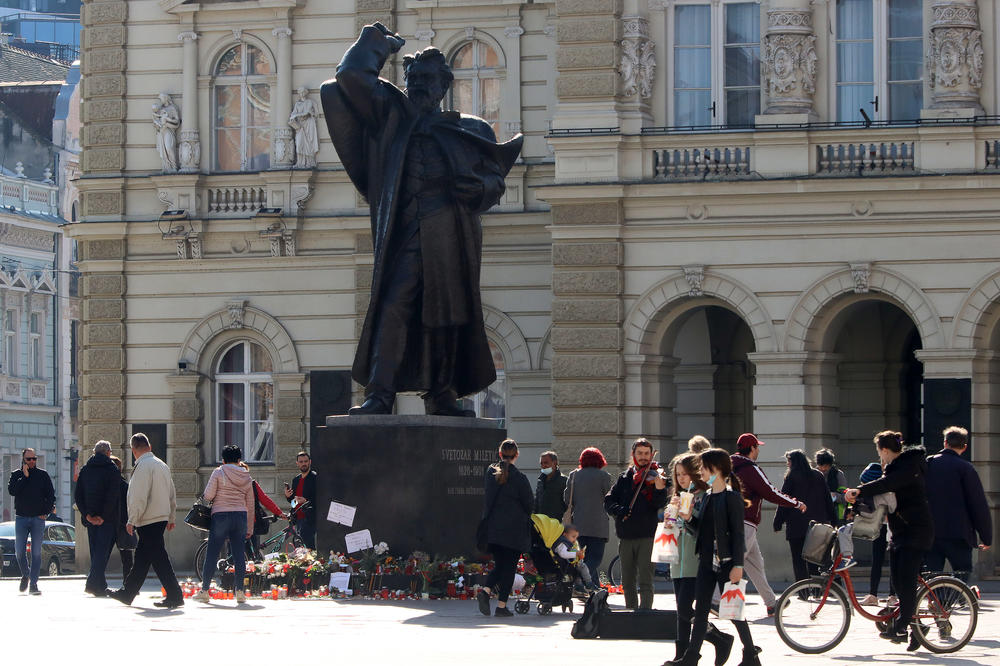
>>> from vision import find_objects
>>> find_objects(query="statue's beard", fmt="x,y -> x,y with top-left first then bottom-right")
406,89 -> 443,114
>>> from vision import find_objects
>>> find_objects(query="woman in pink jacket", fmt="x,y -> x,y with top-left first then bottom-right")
193,444 -> 255,604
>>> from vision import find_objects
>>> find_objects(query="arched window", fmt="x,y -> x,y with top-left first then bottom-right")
461,340 -> 506,425
215,340 -> 274,463
213,43 -> 272,172
448,41 -> 500,136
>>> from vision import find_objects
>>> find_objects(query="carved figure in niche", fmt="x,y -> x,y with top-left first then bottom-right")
152,93 -> 180,172
321,23 -> 522,416
289,86 -> 320,168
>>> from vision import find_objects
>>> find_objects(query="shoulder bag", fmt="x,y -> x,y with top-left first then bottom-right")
184,495 -> 212,531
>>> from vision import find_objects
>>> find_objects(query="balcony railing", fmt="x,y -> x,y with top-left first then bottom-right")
207,186 -> 267,214
0,170 -> 57,215
816,142 -> 915,175
653,146 -> 751,180
987,140 -> 1000,170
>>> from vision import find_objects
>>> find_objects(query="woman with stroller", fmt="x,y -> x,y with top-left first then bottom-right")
477,438 -> 533,617
669,448 -> 760,666
668,452 -> 733,666
773,449 -> 836,582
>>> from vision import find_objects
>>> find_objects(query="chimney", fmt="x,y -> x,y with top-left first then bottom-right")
0,33 -> 11,48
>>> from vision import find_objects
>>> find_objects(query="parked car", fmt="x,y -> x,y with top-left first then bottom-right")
0,521 -> 76,577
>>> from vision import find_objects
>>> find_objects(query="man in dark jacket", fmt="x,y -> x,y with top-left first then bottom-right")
284,451 -> 317,549
731,433 -> 806,615
322,22 -> 522,416
7,447 -> 55,595
604,438 -> 668,609
534,450 -> 567,519
74,440 -> 121,596
925,427 -> 992,583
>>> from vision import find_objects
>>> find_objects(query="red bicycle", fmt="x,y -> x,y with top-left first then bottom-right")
774,550 -> 978,654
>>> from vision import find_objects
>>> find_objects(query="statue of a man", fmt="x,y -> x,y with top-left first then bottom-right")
152,93 -> 180,172
321,23 -> 522,416
289,86 -> 319,168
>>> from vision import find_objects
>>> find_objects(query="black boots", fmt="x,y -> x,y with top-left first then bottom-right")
664,653 -> 700,666
704,624 -> 734,666
737,646 -> 762,666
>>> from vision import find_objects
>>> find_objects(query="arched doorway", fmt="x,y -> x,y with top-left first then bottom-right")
650,304 -> 756,452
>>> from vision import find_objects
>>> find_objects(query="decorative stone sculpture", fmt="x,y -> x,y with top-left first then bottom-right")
620,17 -> 655,99
850,263 -> 871,294
763,7 -> 818,115
288,86 -> 320,168
152,93 -> 180,172
927,0 -> 984,110
683,265 -> 705,298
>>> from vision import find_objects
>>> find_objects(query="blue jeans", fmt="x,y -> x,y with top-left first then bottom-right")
86,521 -> 116,593
578,536 -> 607,589
15,516 -> 44,585
201,511 -> 247,591
296,516 -> 315,550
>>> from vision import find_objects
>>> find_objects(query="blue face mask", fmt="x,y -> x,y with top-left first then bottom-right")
707,473 -> 718,487
540,467 -> 553,475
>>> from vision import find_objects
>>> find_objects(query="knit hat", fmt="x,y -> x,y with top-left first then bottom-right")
859,462 -> 882,485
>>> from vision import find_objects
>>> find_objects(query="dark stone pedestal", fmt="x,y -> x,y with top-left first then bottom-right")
313,414 -> 506,558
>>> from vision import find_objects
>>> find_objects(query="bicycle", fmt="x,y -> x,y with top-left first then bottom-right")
192,502 -> 309,581
774,549 -> 978,654
604,554 -> 671,587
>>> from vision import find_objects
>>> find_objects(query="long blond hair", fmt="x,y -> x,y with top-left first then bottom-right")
491,439 -> 519,485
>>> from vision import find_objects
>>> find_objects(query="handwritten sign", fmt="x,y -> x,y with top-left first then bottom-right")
330,571 -> 352,593
345,528 -> 374,553
327,501 -> 357,527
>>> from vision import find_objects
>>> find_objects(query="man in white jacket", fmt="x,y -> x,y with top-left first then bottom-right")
109,433 -> 184,608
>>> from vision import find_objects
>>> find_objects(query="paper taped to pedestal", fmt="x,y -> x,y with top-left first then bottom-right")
330,571 -> 352,592
345,528 -> 374,553
327,501 -> 357,526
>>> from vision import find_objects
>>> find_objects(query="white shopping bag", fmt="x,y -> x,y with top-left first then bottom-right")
651,521 -> 680,564
719,580 -> 747,621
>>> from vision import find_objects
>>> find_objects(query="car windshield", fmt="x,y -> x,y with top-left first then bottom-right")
0,524 -> 15,537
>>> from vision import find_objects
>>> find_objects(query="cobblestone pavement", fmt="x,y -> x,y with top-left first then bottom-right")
1,578 -> 997,665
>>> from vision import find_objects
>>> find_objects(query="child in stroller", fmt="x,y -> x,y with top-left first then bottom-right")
513,514 -> 591,615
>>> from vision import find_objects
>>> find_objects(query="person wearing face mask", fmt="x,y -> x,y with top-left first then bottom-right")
604,437 -> 669,609
534,450 -> 567,519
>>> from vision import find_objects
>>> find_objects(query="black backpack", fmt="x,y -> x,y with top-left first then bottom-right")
571,588 -> 609,639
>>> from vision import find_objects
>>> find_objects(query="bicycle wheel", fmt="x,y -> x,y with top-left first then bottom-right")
913,577 -> 977,654
194,540 -> 208,580
606,555 -> 621,587
281,529 -> 303,556
774,578 -> 851,654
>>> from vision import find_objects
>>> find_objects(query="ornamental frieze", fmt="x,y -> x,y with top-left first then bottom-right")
0,224 -> 54,252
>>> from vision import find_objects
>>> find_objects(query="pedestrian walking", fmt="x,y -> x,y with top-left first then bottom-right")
669,448 -> 760,666
193,445 -> 255,604
564,446 -> 612,591
604,437 -> 668,609
773,449 -> 835,583
110,455 -> 136,581
730,433 -> 806,616
284,450 -> 316,549
108,433 -> 184,609
6,447 -> 54,595
74,440 -> 121,597
668,453 -> 733,666
477,438 -> 533,617
924,426 -> 992,583
845,431 -> 934,651
815,448 -> 849,525
534,450 -> 567,519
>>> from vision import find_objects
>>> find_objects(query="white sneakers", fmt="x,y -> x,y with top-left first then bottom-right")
859,594 -> 879,606
236,590 -> 246,604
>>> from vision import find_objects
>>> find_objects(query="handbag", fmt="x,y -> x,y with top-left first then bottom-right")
801,521 -> 836,565
562,475 -> 574,525
116,522 -> 138,550
183,495 -> 212,531
851,504 -> 888,541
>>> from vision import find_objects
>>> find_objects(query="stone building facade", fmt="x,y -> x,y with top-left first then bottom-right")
71,0 -> 999,579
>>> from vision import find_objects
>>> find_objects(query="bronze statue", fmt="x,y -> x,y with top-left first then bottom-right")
322,23 -> 522,416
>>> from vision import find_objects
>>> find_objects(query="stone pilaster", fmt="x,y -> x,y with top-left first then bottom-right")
926,0 -> 984,111
762,1 -> 818,116
166,373 -> 201,498
550,201 -> 624,466
78,238 -> 127,449
80,0 -> 127,216
178,31 -> 200,172
271,27 -> 295,168
274,373 -> 307,465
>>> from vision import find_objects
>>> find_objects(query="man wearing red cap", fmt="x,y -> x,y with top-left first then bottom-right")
731,433 -> 807,616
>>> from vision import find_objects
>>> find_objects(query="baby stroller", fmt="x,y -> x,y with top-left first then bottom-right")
513,514 -> 581,616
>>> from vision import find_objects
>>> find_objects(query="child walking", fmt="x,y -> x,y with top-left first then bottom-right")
667,453 -> 733,666
668,448 -> 760,666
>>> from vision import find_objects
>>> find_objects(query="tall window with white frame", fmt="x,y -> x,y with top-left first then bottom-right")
448,40 -> 501,136
673,1 -> 761,127
29,312 -> 41,378
216,341 -> 274,464
836,0 -> 923,122
4,308 -> 17,376
213,42 -> 272,172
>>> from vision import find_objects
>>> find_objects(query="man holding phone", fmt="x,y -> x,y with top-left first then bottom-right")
284,451 -> 317,549
7,448 -> 55,595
